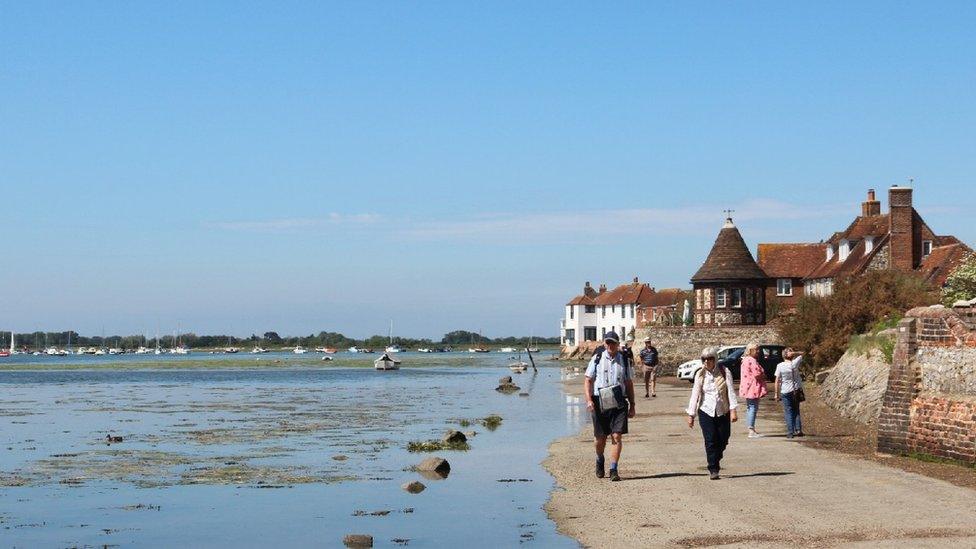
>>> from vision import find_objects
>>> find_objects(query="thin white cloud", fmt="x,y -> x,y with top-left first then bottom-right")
204,199 -> 855,241
206,213 -> 380,232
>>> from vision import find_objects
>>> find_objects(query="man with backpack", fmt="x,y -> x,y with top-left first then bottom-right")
584,331 -> 636,482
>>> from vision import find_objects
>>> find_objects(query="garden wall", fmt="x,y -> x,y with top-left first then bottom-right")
877,304 -> 976,463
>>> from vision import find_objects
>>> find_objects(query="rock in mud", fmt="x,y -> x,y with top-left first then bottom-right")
402,480 -> 426,494
441,430 -> 467,444
415,457 -> 451,476
496,382 -> 520,393
343,534 -> 373,547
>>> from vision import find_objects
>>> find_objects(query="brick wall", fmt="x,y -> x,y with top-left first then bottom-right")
877,305 -> 976,463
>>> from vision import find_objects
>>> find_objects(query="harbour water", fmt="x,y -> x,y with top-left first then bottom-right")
0,353 -> 584,547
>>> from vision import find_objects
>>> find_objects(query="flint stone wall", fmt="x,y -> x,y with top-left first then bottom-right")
634,325 -> 781,375
819,348 -> 889,425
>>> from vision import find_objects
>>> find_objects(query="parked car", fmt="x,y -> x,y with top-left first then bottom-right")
677,345 -> 745,382
719,345 -> 786,381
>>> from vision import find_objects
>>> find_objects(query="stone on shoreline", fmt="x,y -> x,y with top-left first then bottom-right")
416,457 -> 451,476
441,430 -> 467,444
496,381 -> 521,393
402,480 -> 426,493
343,534 -> 373,547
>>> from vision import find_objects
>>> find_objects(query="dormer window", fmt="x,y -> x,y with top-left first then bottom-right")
923,240 -> 933,257
865,236 -> 874,254
838,240 -> 850,261
827,245 -> 835,261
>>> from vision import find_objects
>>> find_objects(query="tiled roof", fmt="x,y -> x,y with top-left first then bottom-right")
827,215 -> 889,244
644,288 -> 688,308
757,243 -> 828,279
919,243 -> 973,287
592,282 -> 655,306
691,220 -> 768,282
806,234 -> 888,280
567,294 -> 596,306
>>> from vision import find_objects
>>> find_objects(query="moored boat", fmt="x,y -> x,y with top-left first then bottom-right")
374,352 -> 401,370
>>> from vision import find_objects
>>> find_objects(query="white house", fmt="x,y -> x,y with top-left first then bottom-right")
560,278 -> 656,347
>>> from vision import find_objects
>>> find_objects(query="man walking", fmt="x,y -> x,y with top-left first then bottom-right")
584,331 -> 636,482
639,337 -> 659,398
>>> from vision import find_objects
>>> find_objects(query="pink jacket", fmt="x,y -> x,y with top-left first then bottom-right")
738,356 -> 768,399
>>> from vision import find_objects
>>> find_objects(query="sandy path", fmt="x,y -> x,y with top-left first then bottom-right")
544,376 -> 976,548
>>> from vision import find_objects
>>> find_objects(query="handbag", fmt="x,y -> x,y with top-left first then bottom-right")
792,365 -> 806,402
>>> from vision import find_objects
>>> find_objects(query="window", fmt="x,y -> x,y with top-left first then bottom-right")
731,288 -> 742,308
923,240 -> 933,256
777,278 -> 793,296
584,327 -> 597,341
601,306 -> 606,318
620,305 -> 625,319
584,305 -> 595,314
630,304 -> 635,319
569,306 -> 574,320
601,327 -> 606,339
715,288 -> 727,308
564,329 -> 575,346
611,305 -> 615,313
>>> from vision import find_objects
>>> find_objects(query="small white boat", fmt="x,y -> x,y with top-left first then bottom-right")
374,353 -> 401,370
108,347 -> 123,355
93,348 -> 106,355
293,346 -> 307,354
321,355 -> 334,361
348,346 -> 360,354
498,347 -> 516,353
224,347 -> 239,354
509,363 -> 528,373
251,347 -> 268,354
385,345 -> 403,353
417,348 -> 432,353
172,346 -> 190,355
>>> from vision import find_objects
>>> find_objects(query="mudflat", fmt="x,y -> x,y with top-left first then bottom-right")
545,377 -> 976,548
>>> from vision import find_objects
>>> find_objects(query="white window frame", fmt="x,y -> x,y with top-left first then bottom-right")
731,288 -> 742,308
923,240 -> 933,256
715,288 -> 727,308
777,278 -> 793,296
585,305 -> 595,314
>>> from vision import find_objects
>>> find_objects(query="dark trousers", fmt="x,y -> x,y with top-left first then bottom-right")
698,409 -> 731,473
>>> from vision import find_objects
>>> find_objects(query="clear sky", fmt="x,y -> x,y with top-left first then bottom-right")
2,2 -> 974,339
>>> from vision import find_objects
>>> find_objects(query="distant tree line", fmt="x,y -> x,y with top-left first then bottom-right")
0,329 -> 558,351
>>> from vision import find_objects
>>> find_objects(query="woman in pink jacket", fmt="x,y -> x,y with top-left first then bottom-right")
738,342 -> 768,438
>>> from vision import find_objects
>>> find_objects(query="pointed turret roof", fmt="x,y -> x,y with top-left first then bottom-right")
691,218 -> 768,282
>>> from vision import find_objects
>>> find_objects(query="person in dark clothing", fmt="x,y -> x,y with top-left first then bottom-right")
686,346 -> 738,479
638,337 -> 659,398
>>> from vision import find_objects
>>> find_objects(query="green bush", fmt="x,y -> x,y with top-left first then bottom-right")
780,270 -> 937,375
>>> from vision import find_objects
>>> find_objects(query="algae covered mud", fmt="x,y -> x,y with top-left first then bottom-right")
0,354 -> 584,547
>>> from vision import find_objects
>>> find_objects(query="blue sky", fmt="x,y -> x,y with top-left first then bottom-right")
2,2 -> 974,339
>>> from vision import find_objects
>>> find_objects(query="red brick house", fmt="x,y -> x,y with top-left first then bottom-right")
636,288 -> 689,327
757,243 -> 827,310
758,187 -> 970,307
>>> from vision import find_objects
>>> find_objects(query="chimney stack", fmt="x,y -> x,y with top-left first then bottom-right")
888,185 -> 915,271
598,284 -> 607,294
861,188 -> 881,216
633,276 -> 639,284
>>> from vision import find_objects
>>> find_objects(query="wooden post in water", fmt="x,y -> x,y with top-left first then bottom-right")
525,347 -> 537,372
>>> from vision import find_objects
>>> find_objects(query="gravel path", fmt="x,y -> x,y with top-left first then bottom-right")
544,376 -> 976,548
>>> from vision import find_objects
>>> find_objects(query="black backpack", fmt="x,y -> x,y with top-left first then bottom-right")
591,345 -> 632,376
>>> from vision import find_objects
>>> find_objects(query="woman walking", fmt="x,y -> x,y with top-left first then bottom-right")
686,347 -> 738,479
775,348 -> 805,438
738,342 -> 768,438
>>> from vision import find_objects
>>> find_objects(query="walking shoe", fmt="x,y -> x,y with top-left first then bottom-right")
796,432 -> 805,437
609,469 -> 621,482
651,393 -> 656,398
709,471 -> 720,480
644,393 -> 650,398
595,458 -> 605,478
748,431 -> 764,439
